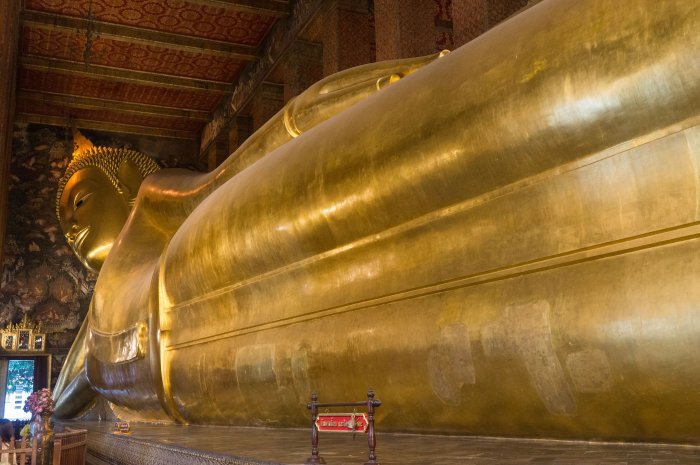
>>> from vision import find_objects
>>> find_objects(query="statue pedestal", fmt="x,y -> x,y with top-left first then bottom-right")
55,420 -> 700,465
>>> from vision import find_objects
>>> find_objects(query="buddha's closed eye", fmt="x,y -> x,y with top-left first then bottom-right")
74,192 -> 93,209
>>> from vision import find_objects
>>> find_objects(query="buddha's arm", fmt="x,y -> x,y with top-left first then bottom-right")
212,50 -> 449,174
132,52 -> 448,232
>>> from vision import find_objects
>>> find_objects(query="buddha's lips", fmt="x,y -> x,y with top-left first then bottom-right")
73,227 -> 89,253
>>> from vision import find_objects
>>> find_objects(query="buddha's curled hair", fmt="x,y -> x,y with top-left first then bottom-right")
55,147 -> 161,220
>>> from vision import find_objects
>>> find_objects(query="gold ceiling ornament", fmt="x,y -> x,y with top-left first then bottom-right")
2,314 -> 46,352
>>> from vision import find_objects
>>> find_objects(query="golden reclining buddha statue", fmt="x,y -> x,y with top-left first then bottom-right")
53,0 -> 700,442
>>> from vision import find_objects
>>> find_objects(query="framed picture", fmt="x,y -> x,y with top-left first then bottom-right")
2,332 -> 16,351
32,334 -> 45,351
17,329 -> 31,351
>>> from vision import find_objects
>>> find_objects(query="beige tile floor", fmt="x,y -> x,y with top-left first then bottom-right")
65,421 -> 700,465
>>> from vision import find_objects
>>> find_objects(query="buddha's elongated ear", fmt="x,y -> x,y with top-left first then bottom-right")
117,157 -> 143,207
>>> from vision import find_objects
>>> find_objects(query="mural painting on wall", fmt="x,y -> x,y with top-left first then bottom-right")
0,124 -> 88,385
1,123 -> 194,387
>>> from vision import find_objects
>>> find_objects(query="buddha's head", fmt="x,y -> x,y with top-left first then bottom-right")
56,145 -> 160,273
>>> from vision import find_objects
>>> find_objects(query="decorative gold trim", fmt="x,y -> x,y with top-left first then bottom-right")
2,314 -> 45,352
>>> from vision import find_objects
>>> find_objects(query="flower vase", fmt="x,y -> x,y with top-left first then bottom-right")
31,413 -> 54,465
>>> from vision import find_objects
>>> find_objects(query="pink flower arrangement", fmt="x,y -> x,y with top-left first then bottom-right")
23,388 -> 55,416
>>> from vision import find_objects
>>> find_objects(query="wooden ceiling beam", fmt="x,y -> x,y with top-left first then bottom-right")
183,0 -> 289,17
15,113 -> 198,140
17,90 -> 211,121
20,55 -> 233,92
22,10 -> 260,60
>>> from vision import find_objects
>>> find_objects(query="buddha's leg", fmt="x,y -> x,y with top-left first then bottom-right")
131,52 -> 450,232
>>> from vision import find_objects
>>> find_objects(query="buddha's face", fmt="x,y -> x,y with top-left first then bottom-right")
58,166 -> 131,273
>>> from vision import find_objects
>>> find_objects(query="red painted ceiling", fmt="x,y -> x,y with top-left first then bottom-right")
22,26 -> 247,82
17,0 -> 288,140
25,0 -> 276,44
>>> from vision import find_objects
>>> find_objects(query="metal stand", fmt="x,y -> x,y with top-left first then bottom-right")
364,389 -> 378,465
305,388 -> 382,465
306,392 -> 326,464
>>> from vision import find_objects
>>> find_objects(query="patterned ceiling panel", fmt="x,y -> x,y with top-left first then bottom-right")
25,0 -> 276,45
17,97 -> 203,132
18,68 -> 223,111
22,26 -> 247,83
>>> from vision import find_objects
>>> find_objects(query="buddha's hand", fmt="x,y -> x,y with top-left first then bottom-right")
283,50 -> 449,137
